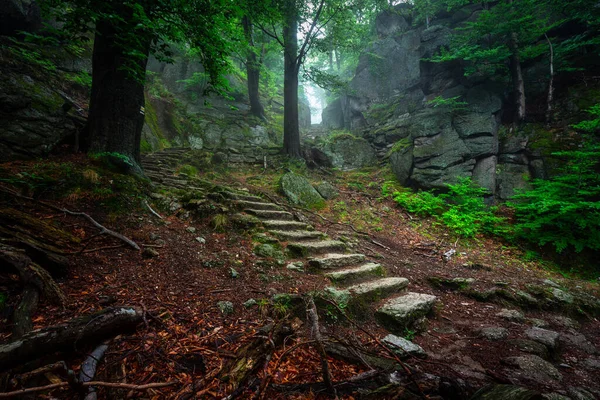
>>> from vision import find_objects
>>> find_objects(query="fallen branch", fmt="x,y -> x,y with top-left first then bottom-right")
143,200 -> 163,219
0,187 -> 140,251
0,307 -> 143,371
61,209 -> 140,250
0,380 -> 175,398
10,361 -> 68,387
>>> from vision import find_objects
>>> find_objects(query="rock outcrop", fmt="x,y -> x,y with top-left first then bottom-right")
322,4 -> 548,198
0,40 -> 78,160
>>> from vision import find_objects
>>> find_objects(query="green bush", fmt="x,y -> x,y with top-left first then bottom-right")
390,178 -> 507,237
509,139 -> 600,253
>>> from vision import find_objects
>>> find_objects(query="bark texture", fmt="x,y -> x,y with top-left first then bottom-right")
83,6 -> 150,174
283,1 -> 301,158
509,31 -> 526,122
243,16 -> 266,120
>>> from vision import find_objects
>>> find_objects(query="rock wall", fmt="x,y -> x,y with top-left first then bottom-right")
0,39 -> 78,160
322,4 -> 548,199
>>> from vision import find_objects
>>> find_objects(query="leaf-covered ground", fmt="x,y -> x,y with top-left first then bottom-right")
1,155 -> 599,399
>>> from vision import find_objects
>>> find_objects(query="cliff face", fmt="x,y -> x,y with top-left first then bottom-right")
322,5 -> 595,199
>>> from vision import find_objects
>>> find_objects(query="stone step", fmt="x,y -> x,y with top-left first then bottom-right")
308,253 -> 366,270
325,263 -> 384,283
263,220 -> 313,231
286,240 -> 346,257
269,230 -> 326,241
234,200 -> 282,211
346,277 -> 409,301
376,292 -> 438,333
246,209 -> 295,221
222,191 -> 264,203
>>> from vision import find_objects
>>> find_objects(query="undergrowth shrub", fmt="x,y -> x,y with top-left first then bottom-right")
390,178 -> 507,237
509,132 -> 600,253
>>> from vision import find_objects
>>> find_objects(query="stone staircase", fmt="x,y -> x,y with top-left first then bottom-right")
141,149 -> 438,337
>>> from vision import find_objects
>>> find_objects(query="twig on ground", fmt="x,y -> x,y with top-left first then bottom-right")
255,340 -> 316,400
143,200 -> 163,219
0,381 -> 176,398
0,187 -> 140,250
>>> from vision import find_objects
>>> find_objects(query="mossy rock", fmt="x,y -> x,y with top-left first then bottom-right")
254,243 -> 284,259
279,172 -> 325,210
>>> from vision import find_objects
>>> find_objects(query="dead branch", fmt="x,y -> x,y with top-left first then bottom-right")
0,380 -> 175,398
0,187 -> 140,250
10,361 -> 68,387
306,297 -> 336,398
60,209 -> 140,250
143,200 -> 163,219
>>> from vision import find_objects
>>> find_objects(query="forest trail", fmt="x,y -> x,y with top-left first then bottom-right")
137,148 -> 600,399
142,149 -> 440,340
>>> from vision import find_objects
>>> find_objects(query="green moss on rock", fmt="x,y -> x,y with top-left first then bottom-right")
279,172 -> 325,210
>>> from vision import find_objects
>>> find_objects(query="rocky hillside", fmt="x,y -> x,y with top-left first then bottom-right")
321,4 -> 599,199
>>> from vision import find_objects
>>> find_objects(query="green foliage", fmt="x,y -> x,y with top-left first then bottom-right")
6,40 -> 57,73
426,96 -> 468,112
391,178 -> 507,237
509,137 -> 600,253
90,152 -> 134,171
66,71 -> 92,88
392,189 -> 446,217
572,104 -> 600,133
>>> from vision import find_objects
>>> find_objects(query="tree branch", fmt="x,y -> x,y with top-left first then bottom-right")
296,0 -> 326,65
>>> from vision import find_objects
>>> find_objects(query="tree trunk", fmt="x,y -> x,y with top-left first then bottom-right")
283,3 -> 301,158
334,48 -> 341,71
328,50 -> 334,71
545,33 -> 554,125
242,15 -> 265,120
509,31 -> 526,122
83,12 -> 150,174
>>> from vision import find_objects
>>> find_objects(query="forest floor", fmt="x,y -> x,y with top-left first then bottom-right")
1,153 -> 599,399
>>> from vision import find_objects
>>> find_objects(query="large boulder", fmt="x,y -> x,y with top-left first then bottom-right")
279,173 -> 325,209
317,134 -> 377,170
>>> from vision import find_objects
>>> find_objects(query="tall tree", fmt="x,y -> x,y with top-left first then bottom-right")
242,15 -> 267,120
255,0 -> 333,157
43,0 -> 233,173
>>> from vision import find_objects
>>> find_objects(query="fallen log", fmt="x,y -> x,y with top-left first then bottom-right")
0,307 -> 143,372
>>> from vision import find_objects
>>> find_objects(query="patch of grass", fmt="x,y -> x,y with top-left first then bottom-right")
178,164 -> 199,177
211,214 -> 228,232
